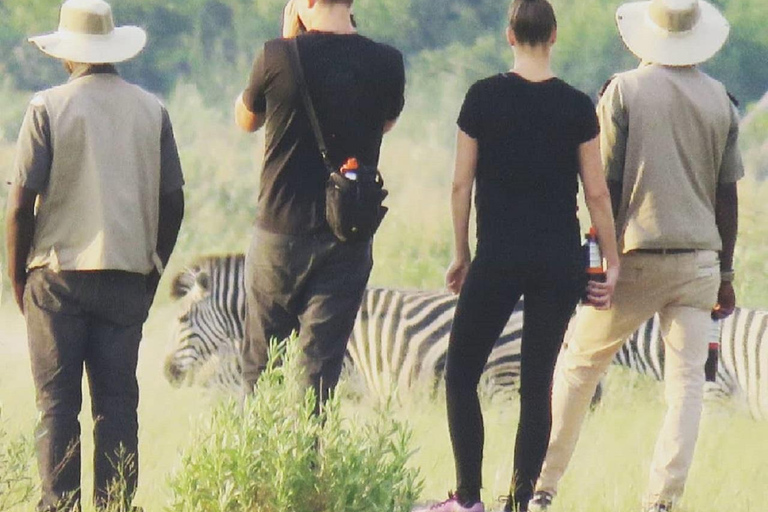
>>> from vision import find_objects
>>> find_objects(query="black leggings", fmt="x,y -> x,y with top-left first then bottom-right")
445,255 -> 582,509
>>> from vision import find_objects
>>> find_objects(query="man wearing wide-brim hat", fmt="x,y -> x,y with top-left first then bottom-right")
528,1 -> 744,512
5,0 -> 184,510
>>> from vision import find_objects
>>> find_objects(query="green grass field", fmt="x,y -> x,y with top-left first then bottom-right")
1,82 -> 767,512
1,301 -> 766,512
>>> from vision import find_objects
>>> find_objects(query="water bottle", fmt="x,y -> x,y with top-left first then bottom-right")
704,317 -> 721,382
582,226 -> 606,305
340,157 -> 358,181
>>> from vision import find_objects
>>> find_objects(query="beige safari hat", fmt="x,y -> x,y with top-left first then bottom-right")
29,0 -> 146,64
616,0 -> 730,66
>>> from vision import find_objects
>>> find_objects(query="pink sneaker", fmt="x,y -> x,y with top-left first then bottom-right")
413,493 -> 485,512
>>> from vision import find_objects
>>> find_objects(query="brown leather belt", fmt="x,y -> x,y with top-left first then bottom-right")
631,248 -> 697,255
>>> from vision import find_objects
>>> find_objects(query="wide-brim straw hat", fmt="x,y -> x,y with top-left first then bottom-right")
616,0 -> 729,66
29,0 -> 146,64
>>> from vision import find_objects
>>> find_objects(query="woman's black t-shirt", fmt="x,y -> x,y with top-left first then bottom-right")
457,72 -> 599,262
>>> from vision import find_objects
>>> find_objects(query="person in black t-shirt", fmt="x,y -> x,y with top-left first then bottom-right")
234,0 -> 404,414
416,1 -> 619,511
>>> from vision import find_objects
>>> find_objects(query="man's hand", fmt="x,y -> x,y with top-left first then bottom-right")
13,276 -> 27,314
145,269 -> 162,310
6,183 -> 38,315
282,0 -> 305,38
711,281 -> 736,320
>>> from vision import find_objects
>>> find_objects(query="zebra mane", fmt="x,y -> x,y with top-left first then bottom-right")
170,254 -> 244,300
171,259 -> 212,300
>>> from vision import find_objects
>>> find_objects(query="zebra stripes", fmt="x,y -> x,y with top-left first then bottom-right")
347,288 -> 523,398
164,254 -> 768,420
163,254 -> 525,396
165,254 -> 246,388
718,307 -> 768,418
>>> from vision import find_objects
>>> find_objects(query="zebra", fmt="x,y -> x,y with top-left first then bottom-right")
164,254 -> 525,397
163,254 -> 768,420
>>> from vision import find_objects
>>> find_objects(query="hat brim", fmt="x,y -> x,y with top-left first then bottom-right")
616,0 -> 729,66
29,25 -> 147,64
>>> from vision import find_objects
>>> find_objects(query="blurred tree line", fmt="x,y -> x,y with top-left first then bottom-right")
1,0 -> 766,107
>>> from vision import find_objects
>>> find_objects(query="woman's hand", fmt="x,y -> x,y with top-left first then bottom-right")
585,264 -> 619,310
446,258 -> 470,294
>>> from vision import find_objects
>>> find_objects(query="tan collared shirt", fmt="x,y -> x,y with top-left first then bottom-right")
598,64 -> 744,253
10,65 -> 184,273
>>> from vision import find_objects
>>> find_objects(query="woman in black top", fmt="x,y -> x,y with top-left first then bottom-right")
418,1 -> 620,511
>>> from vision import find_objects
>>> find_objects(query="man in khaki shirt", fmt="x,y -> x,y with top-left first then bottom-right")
4,1 -> 183,510
530,1 -> 743,512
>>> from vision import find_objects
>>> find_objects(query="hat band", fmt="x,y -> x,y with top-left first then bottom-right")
648,0 -> 701,33
58,5 -> 116,36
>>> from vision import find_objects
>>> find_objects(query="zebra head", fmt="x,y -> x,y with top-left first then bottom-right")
164,255 -> 246,389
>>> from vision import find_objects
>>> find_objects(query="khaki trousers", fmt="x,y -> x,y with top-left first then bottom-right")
537,250 -> 720,506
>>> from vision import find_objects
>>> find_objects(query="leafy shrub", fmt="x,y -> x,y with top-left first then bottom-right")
0,407 -> 35,510
168,338 -> 423,512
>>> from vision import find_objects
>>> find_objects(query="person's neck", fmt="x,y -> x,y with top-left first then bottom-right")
306,4 -> 356,34
511,45 -> 554,82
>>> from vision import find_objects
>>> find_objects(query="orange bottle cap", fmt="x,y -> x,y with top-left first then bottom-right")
342,157 -> 359,171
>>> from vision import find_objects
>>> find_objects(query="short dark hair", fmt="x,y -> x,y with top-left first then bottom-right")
508,0 -> 557,45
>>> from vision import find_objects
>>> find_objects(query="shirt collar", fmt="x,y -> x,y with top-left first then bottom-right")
68,63 -> 119,82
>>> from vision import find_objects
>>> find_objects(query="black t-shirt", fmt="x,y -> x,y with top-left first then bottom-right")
457,72 -> 599,261
243,32 -> 405,235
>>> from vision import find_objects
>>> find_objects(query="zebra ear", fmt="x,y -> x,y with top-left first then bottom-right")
171,267 -> 211,300
171,269 -> 196,300
196,271 -> 210,292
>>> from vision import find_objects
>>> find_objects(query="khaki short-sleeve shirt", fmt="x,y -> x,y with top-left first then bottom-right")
598,64 -> 744,253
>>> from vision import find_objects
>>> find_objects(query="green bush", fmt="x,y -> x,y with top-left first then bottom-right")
0,407 -> 35,511
167,338 -> 423,512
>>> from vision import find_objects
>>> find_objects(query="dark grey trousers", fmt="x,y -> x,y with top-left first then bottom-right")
24,269 -> 148,512
241,228 -> 372,413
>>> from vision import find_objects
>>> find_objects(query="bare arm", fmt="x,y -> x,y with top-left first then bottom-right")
712,182 -> 738,318
579,136 -> 620,308
5,184 -> 38,313
234,92 -> 265,133
445,129 -> 477,294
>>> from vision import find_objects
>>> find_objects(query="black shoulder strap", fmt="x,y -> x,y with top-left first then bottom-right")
598,74 -> 618,100
287,38 -> 335,173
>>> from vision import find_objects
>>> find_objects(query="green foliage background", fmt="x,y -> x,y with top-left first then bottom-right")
0,0 -> 767,305
0,4 -> 766,509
